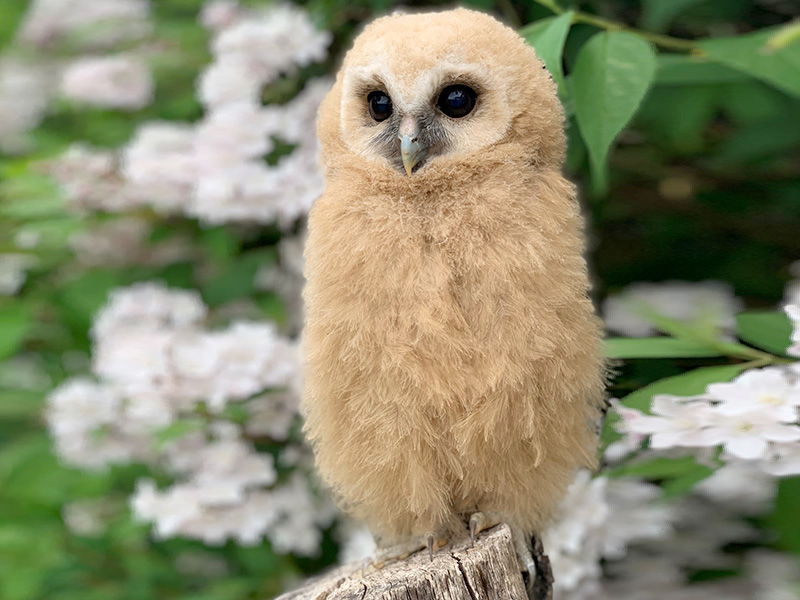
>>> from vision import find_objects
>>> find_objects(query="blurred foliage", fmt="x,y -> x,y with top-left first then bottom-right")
1,0 -> 799,598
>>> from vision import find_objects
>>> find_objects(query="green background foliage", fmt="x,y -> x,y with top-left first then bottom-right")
1,0 -> 799,598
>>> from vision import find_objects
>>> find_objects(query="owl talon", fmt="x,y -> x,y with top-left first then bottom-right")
468,511 -> 502,547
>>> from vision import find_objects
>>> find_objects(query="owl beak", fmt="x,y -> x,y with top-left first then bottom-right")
400,135 -> 423,176
399,116 -> 425,175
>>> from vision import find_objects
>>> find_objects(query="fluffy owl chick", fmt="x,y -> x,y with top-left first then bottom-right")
302,7 -> 606,577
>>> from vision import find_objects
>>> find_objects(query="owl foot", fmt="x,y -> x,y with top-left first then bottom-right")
468,511 -> 502,546
358,530 -> 449,576
425,530 -> 449,562
512,529 -> 553,600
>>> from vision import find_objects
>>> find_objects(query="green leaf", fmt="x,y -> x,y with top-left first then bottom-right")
529,0 -> 562,14
701,28 -> 800,99
522,11 -> 574,93
656,54 -> 749,86
0,304 -> 32,360
605,337 -> 723,359
766,477 -> 800,555
571,31 -> 657,192
736,311 -> 793,357
640,0 -> 708,33
0,390 -> 44,419
606,455 -> 715,497
661,461 -> 716,497
620,364 -> 744,412
57,270 -> 122,333
766,21 -> 800,53
154,418 -> 205,448
202,248 -> 275,307
607,455 -> 704,478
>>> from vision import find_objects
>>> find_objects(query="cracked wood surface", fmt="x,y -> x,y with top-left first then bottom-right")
275,524 -> 531,600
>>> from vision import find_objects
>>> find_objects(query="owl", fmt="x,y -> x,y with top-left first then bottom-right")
302,7 -> 606,582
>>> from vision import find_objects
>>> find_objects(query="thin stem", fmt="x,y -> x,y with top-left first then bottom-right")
572,12 -> 698,52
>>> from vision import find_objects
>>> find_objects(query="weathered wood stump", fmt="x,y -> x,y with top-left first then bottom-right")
276,524 -> 550,600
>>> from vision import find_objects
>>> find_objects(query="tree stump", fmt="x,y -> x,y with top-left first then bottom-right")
276,524 -> 549,600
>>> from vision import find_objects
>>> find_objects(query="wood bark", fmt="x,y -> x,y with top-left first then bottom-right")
276,524 -> 546,600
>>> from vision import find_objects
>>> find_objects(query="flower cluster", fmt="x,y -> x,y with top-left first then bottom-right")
545,468 -> 798,599
616,365 -> 800,475
0,0 -> 155,153
49,2 -> 332,228
68,217 -> 197,267
45,282 -> 334,553
60,54 -> 154,110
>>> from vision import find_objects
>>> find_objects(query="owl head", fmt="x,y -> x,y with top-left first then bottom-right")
317,8 -> 565,185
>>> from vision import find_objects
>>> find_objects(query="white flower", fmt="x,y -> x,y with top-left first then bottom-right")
785,304 -> 800,358
63,499 -> 113,536
0,253 -> 37,295
93,282 -> 206,338
0,58 -> 54,153
60,54 -> 153,110
200,0 -> 242,31
197,59 -> 262,108
695,463 -> 776,514
48,144 -> 142,212
121,122 -> 197,211
45,378 -> 151,469
745,550 -> 800,600
194,102 -> 275,170
707,367 -> 800,420
18,0 -> 151,50
603,479 -> 674,559
702,407 -> 800,460
245,392 -> 298,441
336,522 -> 376,564
760,441 -> 800,476
625,395 -> 713,449
211,4 -> 330,84
69,218 -> 195,267
603,280 -> 743,337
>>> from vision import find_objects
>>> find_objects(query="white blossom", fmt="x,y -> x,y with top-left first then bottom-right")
0,253 -> 37,295
707,367 -> 800,420
202,4 -> 330,109
622,395 -> 713,449
785,304 -> 800,357
63,499 -> 114,536
93,282 -> 206,338
69,217 -> 196,267
745,551 -> 800,600
694,462 -> 776,514
48,144 -> 144,212
701,406 -> 800,460
45,378 -> 152,469
336,522 -> 376,564
542,472 -> 675,599
121,122 -> 197,212
200,0 -> 243,31
60,54 -> 154,110
603,280 -> 743,337
0,58 -> 54,153
760,441 -> 800,476
18,0 -> 152,50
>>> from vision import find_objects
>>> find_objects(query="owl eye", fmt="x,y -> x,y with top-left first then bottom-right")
367,91 -> 393,122
437,85 -> 477,118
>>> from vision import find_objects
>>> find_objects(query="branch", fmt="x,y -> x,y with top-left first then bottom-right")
276,524 -> 550,600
